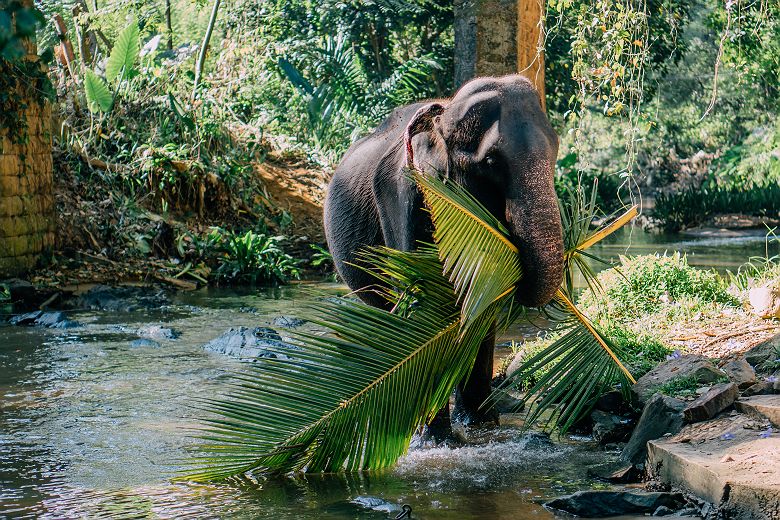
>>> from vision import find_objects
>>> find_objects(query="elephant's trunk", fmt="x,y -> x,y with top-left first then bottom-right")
505,161 -> 564,307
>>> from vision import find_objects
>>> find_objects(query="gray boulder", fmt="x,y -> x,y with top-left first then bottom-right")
621,394 -> 686,465
545,490 -> 686,517
272,315 -> 306,328
633,355 -> 725,403
9,311 -> 80,328
75,285 -> 169,312
744,333 -> 780,370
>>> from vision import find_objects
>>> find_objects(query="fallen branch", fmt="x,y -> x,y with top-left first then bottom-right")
702,324 -> 780,350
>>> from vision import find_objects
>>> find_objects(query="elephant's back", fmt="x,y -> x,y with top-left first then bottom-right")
325,101 -> 430,223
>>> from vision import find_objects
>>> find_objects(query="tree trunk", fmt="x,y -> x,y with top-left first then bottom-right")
192,0 -> 221,101
165,0 -> 173,50
517,0 -> 545,109
454,0 -> 546,108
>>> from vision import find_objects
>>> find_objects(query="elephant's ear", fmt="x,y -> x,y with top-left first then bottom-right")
405,103 -> 445,171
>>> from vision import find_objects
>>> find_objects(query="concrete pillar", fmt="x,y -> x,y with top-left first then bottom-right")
0,3 -> 55,277
454,0 -> 546,107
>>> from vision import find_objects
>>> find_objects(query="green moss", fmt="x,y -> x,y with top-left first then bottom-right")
653,373 -> 729,399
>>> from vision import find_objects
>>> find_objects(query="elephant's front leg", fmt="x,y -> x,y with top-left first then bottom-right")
453,328 -> 500,426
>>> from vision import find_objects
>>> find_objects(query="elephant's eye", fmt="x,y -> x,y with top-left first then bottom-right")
483,154 -> 496,167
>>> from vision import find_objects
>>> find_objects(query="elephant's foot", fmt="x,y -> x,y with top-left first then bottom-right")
453,388 -> 500,427
421,406 -> 454,444
412,406 -> 464,447
451,402 -> 499,428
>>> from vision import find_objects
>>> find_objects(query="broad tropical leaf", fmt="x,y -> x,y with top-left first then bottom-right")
414,171 -> 521,327
105,22 -> 140,84
84,70 -> 113,113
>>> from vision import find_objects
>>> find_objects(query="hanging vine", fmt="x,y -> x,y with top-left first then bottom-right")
0,56 -> 55,148
0,3 -> 55,151
544,0 -> 690,209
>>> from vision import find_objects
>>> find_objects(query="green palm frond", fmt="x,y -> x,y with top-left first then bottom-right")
188,171 -> 638,480
496,315 -> 633,433
414,171 -> 521,327
490,194 -> 638,434
558,181 -> 637,298
187,252 -> 501,481
189,298 -> 493,479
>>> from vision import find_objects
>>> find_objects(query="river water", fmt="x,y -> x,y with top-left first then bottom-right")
0,228 -> 775,519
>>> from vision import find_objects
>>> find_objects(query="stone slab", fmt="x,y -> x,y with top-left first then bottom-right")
736,395 -> 780,428
648,414 -> 780,518
682,382 -> 738,423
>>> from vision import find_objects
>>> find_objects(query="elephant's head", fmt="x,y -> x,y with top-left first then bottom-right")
405,75 -> 563,307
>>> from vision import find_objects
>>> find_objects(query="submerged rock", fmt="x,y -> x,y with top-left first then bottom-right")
9,311 -> 80,328
9,311 -> 41,326
130,338 -> 161,348
136,325 -> 181,340
545,490 -> 686,517
203,326 -> 297,361
73,285 -> 169,312
621,394 -> 686,465
272,315 -> 306,328
633,355 -> 726,403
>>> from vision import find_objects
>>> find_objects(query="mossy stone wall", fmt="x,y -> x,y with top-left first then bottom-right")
0,36 -> 55,277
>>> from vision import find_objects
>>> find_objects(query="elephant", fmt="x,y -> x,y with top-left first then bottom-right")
323,74 -> 564,436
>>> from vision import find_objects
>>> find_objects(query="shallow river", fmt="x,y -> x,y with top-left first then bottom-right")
0,228 -> 776,519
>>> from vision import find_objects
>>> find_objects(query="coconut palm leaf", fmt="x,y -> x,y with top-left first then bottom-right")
558,181 -> 638,298
187,248 -> 500,481
489,194 -> 638,434
495,316 -> 633,433
413,171 -> 521,328
188,172 -> 637,480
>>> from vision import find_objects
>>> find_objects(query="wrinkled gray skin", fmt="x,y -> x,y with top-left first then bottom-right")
323,75 -> 564,435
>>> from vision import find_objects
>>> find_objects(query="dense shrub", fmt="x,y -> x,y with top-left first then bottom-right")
579,253 -> 739,320
654,184 -> 780,231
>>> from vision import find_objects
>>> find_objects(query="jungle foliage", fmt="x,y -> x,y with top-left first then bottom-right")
14,0 -> 779,234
